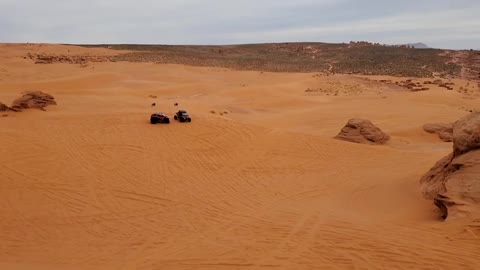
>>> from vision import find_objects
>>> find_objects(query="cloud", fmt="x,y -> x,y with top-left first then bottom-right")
0,0 -> 478,49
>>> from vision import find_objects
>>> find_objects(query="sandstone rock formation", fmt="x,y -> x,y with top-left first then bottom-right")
452,113 -> 480,156
335,119 -> 390,145
423,123 -> 453,142
0,102 -> 9,112
420,112 -> 480,220
438,131 -> 454,142
10,91 -> 56,111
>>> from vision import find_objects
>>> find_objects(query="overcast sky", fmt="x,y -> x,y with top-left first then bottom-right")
1,0 -> 479,49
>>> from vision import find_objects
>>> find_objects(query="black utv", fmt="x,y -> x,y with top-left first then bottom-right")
174,110 -> 191,122
150,112 -> 170,124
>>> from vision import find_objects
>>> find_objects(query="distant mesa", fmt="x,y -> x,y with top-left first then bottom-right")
403,42 -> 430,49
335,118 -> 390,145
365,42 -> 430,49
420,112 -> 480,220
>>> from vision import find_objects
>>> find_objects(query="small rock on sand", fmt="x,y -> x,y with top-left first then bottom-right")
11,91 -> 56,111
335,119 -> 390,145
0,102 -> 9,112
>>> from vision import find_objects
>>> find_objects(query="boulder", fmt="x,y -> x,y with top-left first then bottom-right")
420,112 -> 480,220
423,123 -> 453,142
335,119 -> 390,145
452,112 -> 480,156
10,91 -> 56,111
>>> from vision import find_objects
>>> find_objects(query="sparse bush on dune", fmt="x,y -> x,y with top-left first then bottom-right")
28,53 -> 109,65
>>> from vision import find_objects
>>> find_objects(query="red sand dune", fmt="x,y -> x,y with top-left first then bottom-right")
1,44 -> 479,270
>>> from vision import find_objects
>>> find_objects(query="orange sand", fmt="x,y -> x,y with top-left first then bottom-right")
1,44 -> 479,270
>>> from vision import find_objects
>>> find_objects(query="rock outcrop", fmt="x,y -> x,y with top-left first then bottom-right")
27,53 -> 109,65
423,123 -> 453,142
423,80 -> 455,90
420,112 -> 480,220
395,79 -> 429,91
335,119 -> 390,145
10,91 -> 56,111
0,102 -> 9,111
452,113 -> 480,156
